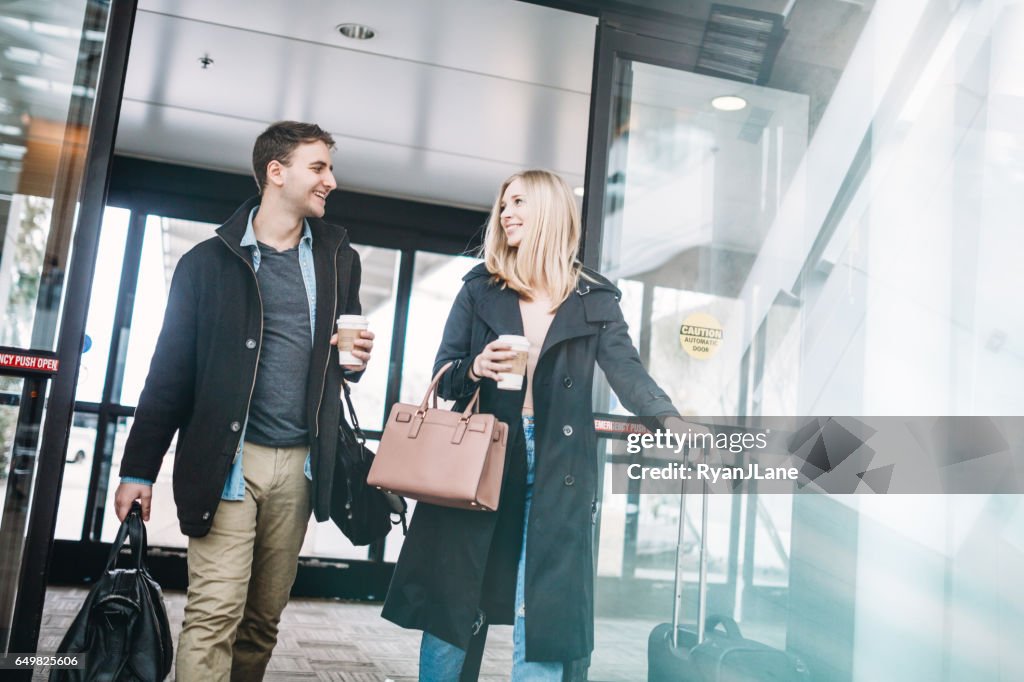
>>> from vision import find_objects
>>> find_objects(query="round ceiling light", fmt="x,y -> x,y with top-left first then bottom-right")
336,23 -> 376,40
711,95 -> 747,112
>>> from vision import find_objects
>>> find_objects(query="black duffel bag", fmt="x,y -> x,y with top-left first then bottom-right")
650,615 -> 811,682
330,380 -> 407,545
51,502 -> 172,681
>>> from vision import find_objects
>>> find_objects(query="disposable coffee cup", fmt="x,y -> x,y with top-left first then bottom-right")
496,334 -> 530,390
336,315 -> 369,365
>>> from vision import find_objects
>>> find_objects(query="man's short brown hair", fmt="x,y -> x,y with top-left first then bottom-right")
252,121 -> 336,192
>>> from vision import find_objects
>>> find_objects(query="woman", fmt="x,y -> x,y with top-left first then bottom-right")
382,170 -> 679,681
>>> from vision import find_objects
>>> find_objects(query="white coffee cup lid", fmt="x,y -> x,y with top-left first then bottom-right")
497,334 -> 530,350
337,315 -> 369,325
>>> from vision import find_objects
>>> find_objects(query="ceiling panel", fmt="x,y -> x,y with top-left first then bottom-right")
115,1 -> 596,208
115,99 -> 584,208
136,0 -> 596,91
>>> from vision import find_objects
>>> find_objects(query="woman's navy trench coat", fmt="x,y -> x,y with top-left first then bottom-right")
381,264 -> 678,667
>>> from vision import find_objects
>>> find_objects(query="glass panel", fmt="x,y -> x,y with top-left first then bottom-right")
0,380 -> 24,526
345,245 -> 399,431
75,207 -> 131,402
590,2 -> 1024,678
0,378 -> 49,649
52,411 -> 97,540
399,252 -> 482,407
0,196 -> 56,348
751,494 -> 791,588
0,4 -> 108,352
120,216 -> 217,406
101,415 -> 183,547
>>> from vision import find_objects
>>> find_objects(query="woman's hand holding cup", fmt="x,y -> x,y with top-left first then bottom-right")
472,335 -> 530,389
472,340 -> 517,382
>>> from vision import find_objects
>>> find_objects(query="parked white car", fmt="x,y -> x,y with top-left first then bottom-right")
65,426 -> 95,463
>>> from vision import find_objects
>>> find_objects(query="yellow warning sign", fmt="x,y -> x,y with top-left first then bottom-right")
679,312 -> 723,360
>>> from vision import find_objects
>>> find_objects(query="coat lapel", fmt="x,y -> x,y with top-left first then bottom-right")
538,292 -> 597,363
473,274 -> 608,362
476,282 -> 525,337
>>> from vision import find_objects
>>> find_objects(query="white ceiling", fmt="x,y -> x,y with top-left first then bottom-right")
115,0 -> 597,208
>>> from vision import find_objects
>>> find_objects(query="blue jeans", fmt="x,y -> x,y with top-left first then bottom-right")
420,416 -> 563,681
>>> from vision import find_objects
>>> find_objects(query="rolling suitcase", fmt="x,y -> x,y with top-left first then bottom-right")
647,448 -> 811,682
647,457 -> 710,682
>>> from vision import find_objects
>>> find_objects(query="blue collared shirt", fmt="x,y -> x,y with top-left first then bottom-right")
123,206 -> 317,498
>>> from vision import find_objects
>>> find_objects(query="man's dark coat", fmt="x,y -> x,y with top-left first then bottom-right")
382,263 -> 678,666
119,196 -> 362,537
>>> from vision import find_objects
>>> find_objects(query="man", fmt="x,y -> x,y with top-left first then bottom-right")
113,121 -> 373,681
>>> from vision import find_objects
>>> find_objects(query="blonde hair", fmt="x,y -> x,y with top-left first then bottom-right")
481,169 -> 583,308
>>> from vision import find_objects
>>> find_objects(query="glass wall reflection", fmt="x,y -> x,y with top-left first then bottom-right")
591,1 -> 1024,680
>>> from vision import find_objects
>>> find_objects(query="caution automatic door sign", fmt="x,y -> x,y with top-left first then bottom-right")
679,312 -> 723,360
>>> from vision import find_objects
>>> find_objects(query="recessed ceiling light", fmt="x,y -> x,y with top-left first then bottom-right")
711,95 -> 747,111
336,23 -> 375,40
573,186 -> 585,197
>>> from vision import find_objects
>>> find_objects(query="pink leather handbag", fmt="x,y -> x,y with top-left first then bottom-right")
368,362 -> 508,511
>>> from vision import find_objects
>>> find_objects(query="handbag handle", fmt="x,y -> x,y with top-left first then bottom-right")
420,361 -> 482,421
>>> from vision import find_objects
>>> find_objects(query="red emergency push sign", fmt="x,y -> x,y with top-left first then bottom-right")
0,349 -> 60,375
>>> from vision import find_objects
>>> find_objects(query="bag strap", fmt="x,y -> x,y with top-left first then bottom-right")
341,379 -> 366,446
105,501 -> 148,572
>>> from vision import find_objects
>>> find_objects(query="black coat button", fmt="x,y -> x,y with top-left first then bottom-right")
230,421 -> 241,432
562,425 -> 573,437
564,475 -> 575,486
245,338 -> 256,349
563,376 -> 573,389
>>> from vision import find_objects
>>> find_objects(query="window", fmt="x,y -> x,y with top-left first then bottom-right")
76,207 -> 132,403
345,245 -> 400,430
120,216 -> 218,406
399,252 -> 481,406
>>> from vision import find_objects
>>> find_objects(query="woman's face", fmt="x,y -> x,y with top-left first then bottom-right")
499,178 -> 532,248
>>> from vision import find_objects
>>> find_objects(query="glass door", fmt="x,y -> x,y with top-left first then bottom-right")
0,0 -> 134,659
583,22 -> 808,636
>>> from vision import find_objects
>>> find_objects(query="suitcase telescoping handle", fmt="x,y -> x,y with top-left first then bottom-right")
671,443 -> 709,649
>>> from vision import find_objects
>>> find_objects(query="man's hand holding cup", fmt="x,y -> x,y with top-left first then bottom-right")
334,314 -> 374,371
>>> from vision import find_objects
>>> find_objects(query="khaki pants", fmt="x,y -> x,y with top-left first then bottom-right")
176,442 -> 311,682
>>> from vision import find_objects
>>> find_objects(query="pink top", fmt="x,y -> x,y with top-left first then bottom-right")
519,295 -> 556,414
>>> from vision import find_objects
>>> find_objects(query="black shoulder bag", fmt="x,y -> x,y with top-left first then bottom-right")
331,380 -> 407,545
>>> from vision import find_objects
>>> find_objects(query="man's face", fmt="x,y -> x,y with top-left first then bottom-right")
274,141 -> 337,218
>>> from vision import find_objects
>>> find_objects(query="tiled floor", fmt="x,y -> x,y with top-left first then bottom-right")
32,587 -> 656,680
